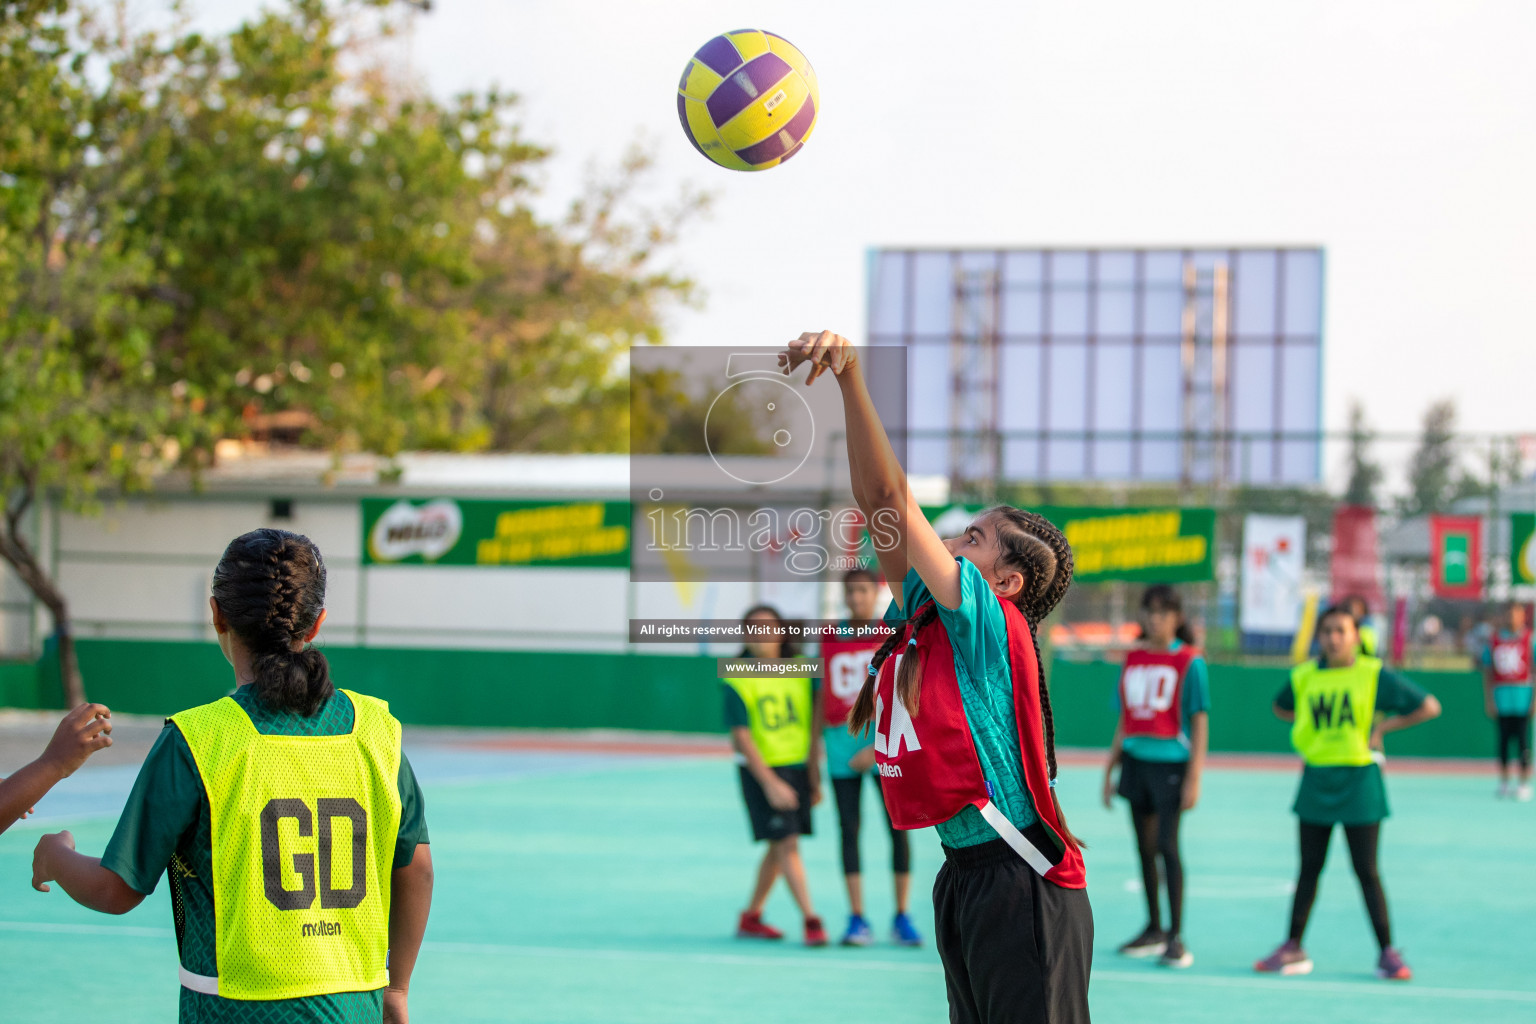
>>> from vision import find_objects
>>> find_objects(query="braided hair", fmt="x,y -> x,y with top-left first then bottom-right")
211,529 -> 334,716
845,505 -> 1082,848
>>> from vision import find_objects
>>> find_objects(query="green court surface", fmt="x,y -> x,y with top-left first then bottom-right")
2,741 -> 1534,1024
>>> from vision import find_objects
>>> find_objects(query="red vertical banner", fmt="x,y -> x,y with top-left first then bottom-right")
1429,515 -> 1484,600
1330,506 -> 1384,609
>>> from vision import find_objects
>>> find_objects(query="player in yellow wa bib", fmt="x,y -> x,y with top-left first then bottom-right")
32,529 -> 434,1023
1253,605 -> 1439,983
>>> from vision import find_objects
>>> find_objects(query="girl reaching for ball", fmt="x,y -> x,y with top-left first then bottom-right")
781,331 -> 1092,1024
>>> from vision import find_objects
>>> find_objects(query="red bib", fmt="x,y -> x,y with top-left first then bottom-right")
1119,647 -> 1197,740
821,634 -> 882,727
1490,630 -> 1533,686
872,596 -> 1086,889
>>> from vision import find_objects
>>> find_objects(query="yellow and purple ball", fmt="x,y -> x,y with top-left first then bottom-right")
677,29 -> 819,172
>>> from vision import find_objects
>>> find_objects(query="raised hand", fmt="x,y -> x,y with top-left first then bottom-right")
779,330 -> 858,385
41,703 -> 113,778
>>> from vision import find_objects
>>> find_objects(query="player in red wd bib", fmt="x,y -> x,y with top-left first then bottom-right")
1481,602 -> 1534,800
781,330 -> 1092,1024
1101,586 -> 1209,969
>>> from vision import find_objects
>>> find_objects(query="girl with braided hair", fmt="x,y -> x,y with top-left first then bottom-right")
781,331 -> 1092,1024
31,529 -> 434,1024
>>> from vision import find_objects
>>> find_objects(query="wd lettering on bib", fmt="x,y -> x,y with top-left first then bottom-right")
1119,648 -> 1195,740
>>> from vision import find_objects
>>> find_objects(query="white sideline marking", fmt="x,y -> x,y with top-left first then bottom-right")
428,940 -> 1536,1002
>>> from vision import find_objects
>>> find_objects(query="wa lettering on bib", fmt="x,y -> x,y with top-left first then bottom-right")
1119,647 -> 1196,740
871,598 -> 1086,889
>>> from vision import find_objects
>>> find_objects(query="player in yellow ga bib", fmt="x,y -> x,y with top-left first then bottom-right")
172,690 -> 403,1000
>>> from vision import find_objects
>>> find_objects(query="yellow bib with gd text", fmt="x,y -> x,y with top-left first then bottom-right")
172,690 -> 402,1001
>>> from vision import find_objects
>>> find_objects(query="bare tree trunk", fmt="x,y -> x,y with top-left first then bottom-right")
0,485 -> 86,707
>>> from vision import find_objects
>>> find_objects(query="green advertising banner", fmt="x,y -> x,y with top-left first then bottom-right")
1512,513 -> 1536,585
362,498 -> 630,567
921,504 -> 1217,583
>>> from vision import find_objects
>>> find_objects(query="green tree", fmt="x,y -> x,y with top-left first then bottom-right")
1342,399 -> 1383,507
1,0 -> 702,703
1399,399 -> 1460,518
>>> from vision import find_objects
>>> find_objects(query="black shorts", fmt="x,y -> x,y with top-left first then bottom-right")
934,838 -> 1094,1024
739,765 -> 814,842
1117,753 -> 1188,815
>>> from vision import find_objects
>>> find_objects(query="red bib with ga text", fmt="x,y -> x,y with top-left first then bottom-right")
1119,647 -> 1197,740
1490,630 -> 1533,686
872,596 -> 1086,889
821,633 -> 883,727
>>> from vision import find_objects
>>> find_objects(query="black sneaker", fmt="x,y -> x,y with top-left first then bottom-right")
1160,935 -> 1193,968
1117,926 -> 1168,958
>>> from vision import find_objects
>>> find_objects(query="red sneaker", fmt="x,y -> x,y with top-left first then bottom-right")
804,916 -> 829,947
736,911 -> 784,940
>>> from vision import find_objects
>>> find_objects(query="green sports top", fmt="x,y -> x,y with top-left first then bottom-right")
101,686 -> 429,1024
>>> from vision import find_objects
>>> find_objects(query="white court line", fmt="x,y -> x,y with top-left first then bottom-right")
0,920 -> 173,939
427,941 -> 1536,1003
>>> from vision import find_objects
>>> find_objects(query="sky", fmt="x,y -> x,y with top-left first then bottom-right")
184,0 -> 1536,438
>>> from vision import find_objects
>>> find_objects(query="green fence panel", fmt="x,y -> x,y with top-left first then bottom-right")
0,640 -> 1501,760
1046,658 -> 1493,759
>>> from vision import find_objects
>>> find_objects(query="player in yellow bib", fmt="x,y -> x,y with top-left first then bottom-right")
724,604 -> 828,946
31,529 -> 434,1023
1254,605 -> 1439,983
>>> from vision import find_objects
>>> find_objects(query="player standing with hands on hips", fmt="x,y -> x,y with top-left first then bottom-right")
1254,605 -> 1439,981
1102,585 -> 1209,969
783,330 -> 1092,1024
30,529 -> 434,1024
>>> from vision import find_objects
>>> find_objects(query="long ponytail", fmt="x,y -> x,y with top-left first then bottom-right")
989,506 -> 1083,851
211,529 -> 334,716
848,602 -> 939,735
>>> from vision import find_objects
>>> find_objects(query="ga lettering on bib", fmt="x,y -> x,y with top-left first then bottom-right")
1119,647 -> 1196,740
171,690 -> 403,1001
872,597 -> 1086,889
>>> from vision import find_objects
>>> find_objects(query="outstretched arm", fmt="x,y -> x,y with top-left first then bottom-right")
787,332 -> 962,612
31,831 -> 144,914
0,704 -> 113,835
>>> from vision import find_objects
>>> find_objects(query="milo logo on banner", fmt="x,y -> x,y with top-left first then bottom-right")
368,500 -> 464,563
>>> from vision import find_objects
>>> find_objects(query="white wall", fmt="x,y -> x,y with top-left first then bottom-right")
3,494 -> 822,657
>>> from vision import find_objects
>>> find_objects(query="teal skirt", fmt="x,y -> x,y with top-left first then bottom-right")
1292,763 -> 1389,825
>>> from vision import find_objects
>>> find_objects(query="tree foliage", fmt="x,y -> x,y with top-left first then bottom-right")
1399,399 -> 1460,518
1,0 -> 704,702
1342,399 -> 1383,508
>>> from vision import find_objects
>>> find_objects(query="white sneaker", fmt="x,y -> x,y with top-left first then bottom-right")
1517,784 -> 1534,803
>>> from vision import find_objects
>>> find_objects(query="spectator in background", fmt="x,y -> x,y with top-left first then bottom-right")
1342,596 -> 1379,657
